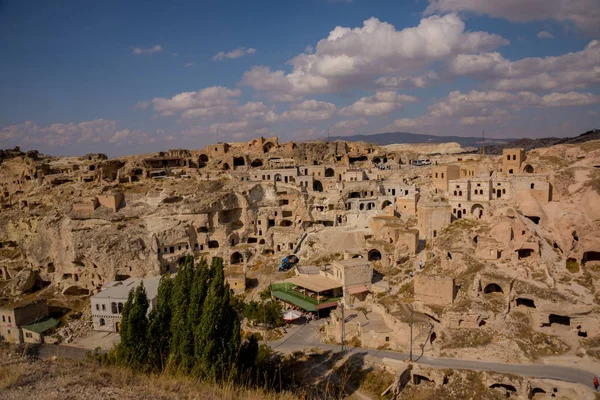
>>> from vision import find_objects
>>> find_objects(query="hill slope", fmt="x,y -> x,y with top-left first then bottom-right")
328,131 -> 517,148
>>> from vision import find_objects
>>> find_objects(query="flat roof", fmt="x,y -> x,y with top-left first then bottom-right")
92,276 -> 161,300
285,275 -> 342,293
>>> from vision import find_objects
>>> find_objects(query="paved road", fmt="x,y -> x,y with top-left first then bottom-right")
270,321 -> 600,388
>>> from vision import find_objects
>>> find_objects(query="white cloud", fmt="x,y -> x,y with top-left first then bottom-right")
280,100 -> 337,121
147,86 -> 242,118
376,71 -> 438,90
448,40 -> 600,92
132,45 -> 163,55
0,119 -> 148,148
340,91 -> 419,116
334,118 -> 368,129
387,89 -> 600,130
212,47 -> 257,61
424,0 -> 600,35
241,14 -> 507,99
184,62 -> 195,67
537,31 -> 554,39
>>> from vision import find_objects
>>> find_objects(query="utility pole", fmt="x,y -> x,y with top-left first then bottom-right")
263,300 -> 267,345
340,301 -> 345,353
409,304 -> 414,361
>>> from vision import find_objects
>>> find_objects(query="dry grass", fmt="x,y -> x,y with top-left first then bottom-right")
1,358 -> 298,400
441,329 -> 494,350
358,369 -> 395,397
0,363 -> 25,390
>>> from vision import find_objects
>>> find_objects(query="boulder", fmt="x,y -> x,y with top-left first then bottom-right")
10,268 -> 36,295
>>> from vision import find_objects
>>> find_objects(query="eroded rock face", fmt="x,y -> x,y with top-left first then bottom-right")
10,268 -> 36,295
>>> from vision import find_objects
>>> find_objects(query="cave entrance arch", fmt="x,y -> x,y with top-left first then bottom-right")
516,298 -> 536,308
233,157 -> 245,167
583,251 -> 600,264
483,283 -> 503,294
368,249 -> 382,261
471,203 -> 484,219
524,164 -> 534,173
313,180 -> 323,192
325,168 -> 334,177
263,142 -> 275,153
548,314 -> 570,326
381,200 -> 392,209
250,159 -> 263,168
230,252 -> 243,265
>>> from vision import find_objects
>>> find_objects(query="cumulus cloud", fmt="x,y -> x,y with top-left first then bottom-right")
280,100 -> 337,121
0,119 -> 150,148
424,0 -> 600,35
146,86 -> 242,118
334,118 -> 368,130
184,62 -> 195,67
376,71 -> 438,90
387,89 -> 599,130
212,47 -> 256,60
132,45 -> 163,55
241,14 -> 507,99
448,40 -> 600,92
537,31 -> 554,39
340,91 -> 419,116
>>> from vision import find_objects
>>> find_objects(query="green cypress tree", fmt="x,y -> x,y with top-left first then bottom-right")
167,255 -> 195,371
115,288 -> 135,364
188,257 -> 210,373
195,257 -> 240,381
147,274 -> 173,372
129,281 -> 150,370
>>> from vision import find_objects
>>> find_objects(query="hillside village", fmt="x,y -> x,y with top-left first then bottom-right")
1,136 -> 600,398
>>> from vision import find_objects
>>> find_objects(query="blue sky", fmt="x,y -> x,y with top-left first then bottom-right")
0,0 -> 599,157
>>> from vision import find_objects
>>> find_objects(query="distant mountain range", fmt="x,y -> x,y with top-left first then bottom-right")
328,131 -> 517,149
328,129 -> 600,154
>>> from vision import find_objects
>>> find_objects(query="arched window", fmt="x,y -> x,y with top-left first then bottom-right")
99,318 -> 105,326
111,302 -> 117,314
118,303 -> 124,314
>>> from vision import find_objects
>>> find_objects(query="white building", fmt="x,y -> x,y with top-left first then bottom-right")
90,277 -> 160,333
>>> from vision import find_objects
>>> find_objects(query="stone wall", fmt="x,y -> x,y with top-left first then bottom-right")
414,275 -> 455,306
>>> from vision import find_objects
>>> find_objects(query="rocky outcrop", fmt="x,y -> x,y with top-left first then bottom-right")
10,268 -> 36,294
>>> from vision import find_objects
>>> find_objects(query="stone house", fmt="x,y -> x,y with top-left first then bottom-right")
90,277 -> 160,333
502,148 -> 526,175
431,165 -> 460,192
417,200 -> 451,239
0,299 -> 54,344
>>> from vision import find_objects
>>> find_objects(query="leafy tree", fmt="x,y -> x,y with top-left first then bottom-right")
244,300 -> 284,328
147,274 -> 173,372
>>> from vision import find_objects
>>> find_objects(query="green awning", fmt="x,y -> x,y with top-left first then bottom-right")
271,290 -> 317,312
21,317 -> 60,334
